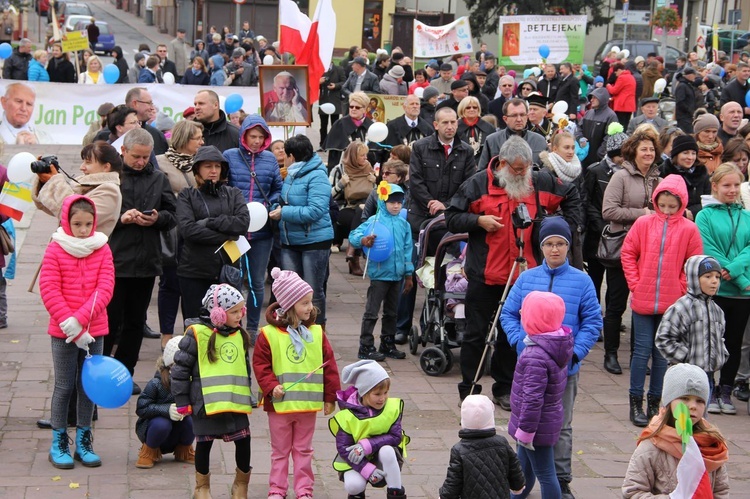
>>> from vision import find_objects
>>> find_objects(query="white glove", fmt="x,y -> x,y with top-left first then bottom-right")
59,317 -> 83,338
169,403 -> 184,422
70,332 -> 94,351
346,443 -> 365,464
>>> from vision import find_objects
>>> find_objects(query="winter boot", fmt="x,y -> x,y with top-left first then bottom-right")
718,385 -> 737,414
379,337 -> 406,359
629,394 -> 648,427
358,344 -> 386,361
49,428 -> 74,469
604,353 -> 622,375
708,385 -> 721,414
230,467 -> 251,498
174,444 -> 195,464
346,247 -> 363,276
646,394 -> 661,421
74,426 -> 101,467
387,486 -> 407,498
194,471 -> 212,499
136,443 -> 160,469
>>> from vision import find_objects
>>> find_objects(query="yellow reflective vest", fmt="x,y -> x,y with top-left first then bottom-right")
328,398 -> 409,472
261,324 -> 325,414
192,324 -> 253,416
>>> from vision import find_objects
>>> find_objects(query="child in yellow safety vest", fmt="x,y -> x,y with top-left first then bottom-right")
329,360 -> 409,499
170,283 -> 253,499
253,267 -> 341,499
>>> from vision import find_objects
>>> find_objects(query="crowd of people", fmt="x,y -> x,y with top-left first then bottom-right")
3,27 -> 748,498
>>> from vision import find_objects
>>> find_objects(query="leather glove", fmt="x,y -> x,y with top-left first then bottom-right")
346,443 -> 365,464
60,317 -> 83,338
169,403 -> 184,421
368,469 -> 386,485
71,332 -> 94,351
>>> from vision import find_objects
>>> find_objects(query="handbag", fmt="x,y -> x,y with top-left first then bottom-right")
0,225 -> 13,255
160,227 -> 179,267
596,224 -> 628,268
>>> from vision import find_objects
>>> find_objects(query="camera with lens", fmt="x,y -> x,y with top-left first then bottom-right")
511,203 -> 532,230
31,155 -> 60,174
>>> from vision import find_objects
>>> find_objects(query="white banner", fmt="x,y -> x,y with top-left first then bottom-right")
497,15 -> 587,65
0,82 -> 305,145
413,17 -> 474,58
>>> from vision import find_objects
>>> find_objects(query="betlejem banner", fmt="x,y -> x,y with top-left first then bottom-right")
497,15 -> 587,66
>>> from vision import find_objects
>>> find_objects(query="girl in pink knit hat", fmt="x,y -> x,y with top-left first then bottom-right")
253,267 -> 340,499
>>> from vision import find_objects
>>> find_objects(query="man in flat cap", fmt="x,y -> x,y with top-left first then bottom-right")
435,79 -> 470,114
342,56 -> 380,97
627,97 -> 667,134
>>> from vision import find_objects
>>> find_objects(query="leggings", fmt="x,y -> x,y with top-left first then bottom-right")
343,445 -> 402,495
50,336 -> 103,430
195,436 -> 251,475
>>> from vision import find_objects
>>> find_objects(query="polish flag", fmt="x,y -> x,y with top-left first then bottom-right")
279,0 -> 336,104
671,437 -> 714,499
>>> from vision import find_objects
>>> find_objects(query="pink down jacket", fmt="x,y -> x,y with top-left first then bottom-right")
621,174 -> 703,315
39,195 -> 115,339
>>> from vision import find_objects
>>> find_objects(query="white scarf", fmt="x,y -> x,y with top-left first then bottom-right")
546,151 -> 582,183
51,227 -> 108,258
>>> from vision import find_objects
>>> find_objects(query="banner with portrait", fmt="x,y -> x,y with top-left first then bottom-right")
0,82 -> 306,145
497,15 -> 587,66
413,17 -> 474,59
362,94 -> 407,123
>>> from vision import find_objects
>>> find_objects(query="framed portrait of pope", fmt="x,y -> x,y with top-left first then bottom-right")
259,65 -> 311,127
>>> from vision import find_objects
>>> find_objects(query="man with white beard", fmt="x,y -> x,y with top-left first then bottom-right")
445,136 -> 581,404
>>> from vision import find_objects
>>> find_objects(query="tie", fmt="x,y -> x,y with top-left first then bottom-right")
443,144 -> 451,158
411,121 -> 417,128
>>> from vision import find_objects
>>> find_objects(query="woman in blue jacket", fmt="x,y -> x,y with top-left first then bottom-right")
225,114 -> 282,344
269,134 -> 334,325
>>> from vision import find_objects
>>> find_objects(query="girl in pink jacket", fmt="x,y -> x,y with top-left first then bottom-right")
621,174 -> 703,428
39,195 -> 115,470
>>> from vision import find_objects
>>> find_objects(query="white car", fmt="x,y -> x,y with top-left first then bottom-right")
64,14 -> 93,32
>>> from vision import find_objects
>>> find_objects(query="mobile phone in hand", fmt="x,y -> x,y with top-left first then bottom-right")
142,209 -> 154,216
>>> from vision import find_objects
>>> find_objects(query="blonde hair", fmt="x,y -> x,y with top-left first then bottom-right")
551,131 -> 575,150
87,55 -> 103,72
33,49 -> 46,61
348,91 -> 370,109
457,96 -> 480,118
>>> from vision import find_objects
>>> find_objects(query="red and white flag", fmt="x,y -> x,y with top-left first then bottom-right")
279,0 -> 336,104
671,436 -> 713,499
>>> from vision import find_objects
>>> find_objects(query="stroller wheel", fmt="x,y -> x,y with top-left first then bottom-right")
409,325 -> 419,355
420,347 -> 448,376
443,348 -> 454,373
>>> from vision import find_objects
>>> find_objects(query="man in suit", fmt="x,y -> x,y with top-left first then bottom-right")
342,56 -> 380,97
488,75 -> 517,127
556,62 -> 581,121
626,97 -> 667,134
385,94 -> 434,147
156,44 -> 178,81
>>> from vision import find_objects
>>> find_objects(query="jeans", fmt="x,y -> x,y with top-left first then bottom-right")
553,373 -> 578,484
158,265 -> 181,334
361,280 -> 401,347
602,264 -> 630,355
280,247 -> 330,325
144,416 -> 195,452
105,276 -> 155,375
178,277 -> 216,323
513,445 -> 561,499
629,312 -> 668,398
244,236 -> 274,332
713,296 -> 750,386
50,336 -> 103,429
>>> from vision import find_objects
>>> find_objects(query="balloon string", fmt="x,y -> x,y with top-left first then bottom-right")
369,141 -> 393,150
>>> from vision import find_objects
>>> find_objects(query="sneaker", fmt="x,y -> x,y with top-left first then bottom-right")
492,394 -> 511,411
733,380 -> 750,402
358,345 -> 386,362
707,386 -> 721,414
719,385 -> 737,415
560,481 -> 576,499
379,341 -> 406,359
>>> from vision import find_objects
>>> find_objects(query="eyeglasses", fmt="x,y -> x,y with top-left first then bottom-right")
136,100 -> 155,107
465,106 -> 479,109
506,113 -> 527,119
349,105 -> 363,110
157,49 -> 167,53
542,242 -> 569,250
381,171 -> 396,177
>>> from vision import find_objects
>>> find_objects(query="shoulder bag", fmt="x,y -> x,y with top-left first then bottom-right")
596,224 -> 628,268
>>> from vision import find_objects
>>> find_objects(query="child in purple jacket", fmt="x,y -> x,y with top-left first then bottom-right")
508,291 -> 574,499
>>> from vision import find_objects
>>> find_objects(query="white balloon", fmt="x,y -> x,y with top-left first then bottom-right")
611,46 -> 620,55
7,152 -> 36,183
247,202 -> 269,233
414,86 -> 425,99
551,101 -> 568,115
552,113 -> 567,125
320,103 -> 336,115
621,49 -> 630,59
263,55 -> 274,66
366,122 -> 388,143
163,72 -> 175,85
219,95 -> 227,114
653,78 -> 667,94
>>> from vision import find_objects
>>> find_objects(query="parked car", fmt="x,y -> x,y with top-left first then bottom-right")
593,40 -> 686,75
64,14 -> 92,32
49,1 -> 93,25
706,29 -> 750,53
73,20 -> 115,53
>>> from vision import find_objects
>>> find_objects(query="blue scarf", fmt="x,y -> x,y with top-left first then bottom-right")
192,68 -> 202,76
286,324 -> 313,357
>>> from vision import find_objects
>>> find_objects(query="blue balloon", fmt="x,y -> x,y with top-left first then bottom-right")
582,64 -> 588,72
745,90 -> 750,109
362,220 -> 393,263
103,64 -> 120,84
225,94 -> 244,114
539,44 -> 550,59
399,208 -> 407,220
0,42 -> 11,59
81,355 -> 133,409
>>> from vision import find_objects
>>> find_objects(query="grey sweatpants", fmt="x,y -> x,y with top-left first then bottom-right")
50,336 -> 103,430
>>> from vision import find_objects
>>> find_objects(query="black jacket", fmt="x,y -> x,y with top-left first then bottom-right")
439,428 -> 525,499
161,58 -> 178,78
323,115 -> 376,169
112,46 -> 129,84
583,158 -> 617,259
720,77 -> 750,117
482,69 -> 500,100
674,74 -> 703,132
109,163 -> 177,277
319,63 -> 346,108
660,158 -> 711,220
143,123 -> 169,155
556,73 -> 580,118
537,75 -> 560,102
2,47 -> 30,80
460,72 -> 490,115
457,118 -> 496,160
420,101 -> 436,124
47,56 -> 76,83
177,182 -> 250,280
408,133 -> 476,234
384,115 -> 434,147
200,110 -> 240,152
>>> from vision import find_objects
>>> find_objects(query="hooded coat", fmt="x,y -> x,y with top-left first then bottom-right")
621,175 -> 704,315
279,154 -> 334,246
111,46 -> 129,84
578,87 -> 619,167
224,115 -> 283,241
655,255 -> 728,372
209,55 -> 227,86
176,146 -> 250,280
39,195 -> 114,340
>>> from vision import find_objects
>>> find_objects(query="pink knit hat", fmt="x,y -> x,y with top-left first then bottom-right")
271,267 -> 313,313
520,291 -> 565,336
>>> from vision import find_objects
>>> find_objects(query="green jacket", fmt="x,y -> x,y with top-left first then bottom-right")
696,201 -> 750,297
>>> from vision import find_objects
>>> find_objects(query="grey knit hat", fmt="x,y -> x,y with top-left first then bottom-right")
661,364 -> 710,409
341,360 -> 389,396
422,86 -> 440,101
